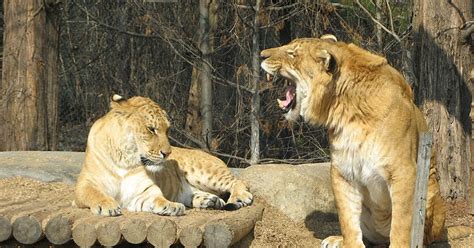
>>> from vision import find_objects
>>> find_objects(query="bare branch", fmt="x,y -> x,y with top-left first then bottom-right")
234,3 -> 299,11
211,75 -> 254,94
355,0 -> 401,42
434,21 -> 474,44
73,2 -> 163,39
461,23 -> 474,44
330,3 -> 354,9
385,0 -> 395,34
259,7 -> 305,29
74,1 -> 221,87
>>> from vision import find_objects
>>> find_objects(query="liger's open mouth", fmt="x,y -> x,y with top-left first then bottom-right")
265,73 -> 296,112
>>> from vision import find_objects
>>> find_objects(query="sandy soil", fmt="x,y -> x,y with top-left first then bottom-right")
0,177 -> 472,248
250,201 -> 322,248
253,199 -> 474,248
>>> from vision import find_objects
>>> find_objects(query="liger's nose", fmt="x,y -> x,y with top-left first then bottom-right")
160,149 -> 171,158
261,47 -> 276,58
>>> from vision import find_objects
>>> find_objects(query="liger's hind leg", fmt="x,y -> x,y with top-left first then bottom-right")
191,189 -> 226,209
423,166 -> 446,244
182,159 -> 253,210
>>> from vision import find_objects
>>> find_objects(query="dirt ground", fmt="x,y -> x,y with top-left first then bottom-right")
253,199 -> 474,248
0,177 -> 472,248
250,201 -> 322,248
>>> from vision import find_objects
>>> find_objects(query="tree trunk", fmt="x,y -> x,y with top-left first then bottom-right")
185,68 -> 203,141
412,0 -> 472,200
375,0 -> 383,52
471,129 -> 474,212
200,0 -> 213,149
469,30 -> 474,214
249,0 -> 262,164
114,3 -> 131,95
0,0 -> 60,151
185,0 -> 217,149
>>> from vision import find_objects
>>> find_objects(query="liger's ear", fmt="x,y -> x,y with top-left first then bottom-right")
320,34 -> 337,43
110,94 -> 127,109
310,49 -> 334,72
112,94 -> 125,101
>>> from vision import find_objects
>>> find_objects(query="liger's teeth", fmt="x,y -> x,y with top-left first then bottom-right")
266,73 -> 272,81
277,99 -> 284,108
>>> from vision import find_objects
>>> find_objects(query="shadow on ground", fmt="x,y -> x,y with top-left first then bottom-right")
304,210 -> 340,239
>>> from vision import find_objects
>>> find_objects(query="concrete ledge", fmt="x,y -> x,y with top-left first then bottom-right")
0,152 -> 338,231
0,151 -> 84,184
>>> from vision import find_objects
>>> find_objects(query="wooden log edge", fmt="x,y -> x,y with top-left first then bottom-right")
203,205 -> 264,248
177,213 -> 225,247
11,206 -> 67,245
0,216 -> 12,242
147,218 -> 177,248
179,224 -> 203,248
43,214 -> 73,245
95,216 -> 123,247
12,215 -> 43,245
42,208 -> 92,245
120,217 -> 148,244
72,216 -> 105,247
0,200 -> 69,244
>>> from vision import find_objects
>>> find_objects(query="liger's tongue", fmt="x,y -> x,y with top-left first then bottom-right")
277,85 -> 296,109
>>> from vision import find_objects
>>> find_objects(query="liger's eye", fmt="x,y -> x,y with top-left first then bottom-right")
286,47 -> 298,58
147,127 -> 156,134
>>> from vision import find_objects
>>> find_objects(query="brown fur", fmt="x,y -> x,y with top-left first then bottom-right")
261,36 -> 447,247
74,95 -> 252,216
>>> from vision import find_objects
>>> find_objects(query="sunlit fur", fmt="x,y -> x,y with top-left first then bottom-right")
261,36 -> 447,247
74,96 -> 252,216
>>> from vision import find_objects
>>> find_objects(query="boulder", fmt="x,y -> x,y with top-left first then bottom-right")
239,163 -> 337,223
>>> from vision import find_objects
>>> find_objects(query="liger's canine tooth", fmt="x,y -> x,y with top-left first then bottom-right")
266,73 -> 271,81
277,99 -> 284,108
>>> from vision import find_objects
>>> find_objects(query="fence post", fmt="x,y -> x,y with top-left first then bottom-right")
410,132 -> 433,248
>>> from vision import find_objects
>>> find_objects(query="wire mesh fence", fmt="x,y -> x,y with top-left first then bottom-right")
54,0 -> 411,166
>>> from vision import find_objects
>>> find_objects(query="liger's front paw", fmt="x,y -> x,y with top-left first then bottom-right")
321,236 -> 343,248
151,200 -> 185,216
90,198 -> 122,216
